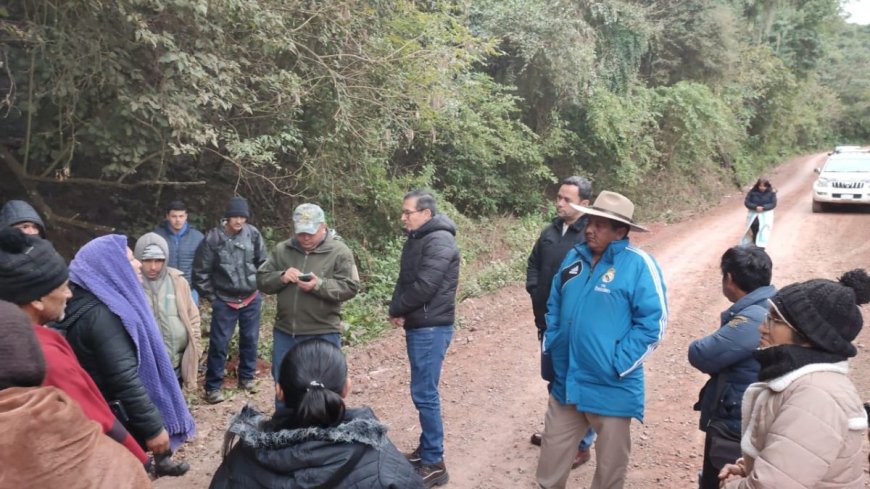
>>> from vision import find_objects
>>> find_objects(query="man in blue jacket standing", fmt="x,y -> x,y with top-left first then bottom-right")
536,191 -> 668,489
154,200 -> 204,303
688,245 -> 774,489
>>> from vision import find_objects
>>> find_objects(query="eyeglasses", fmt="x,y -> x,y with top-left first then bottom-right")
401,209 -> 423,216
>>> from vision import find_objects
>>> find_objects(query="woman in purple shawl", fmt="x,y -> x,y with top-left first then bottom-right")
53,234 -> 196,477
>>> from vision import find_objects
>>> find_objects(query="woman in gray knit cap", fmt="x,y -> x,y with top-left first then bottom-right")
720,269 -> 870,488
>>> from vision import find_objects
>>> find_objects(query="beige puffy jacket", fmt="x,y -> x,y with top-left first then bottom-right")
167,268 -> 202,390
725,362 -> 867,489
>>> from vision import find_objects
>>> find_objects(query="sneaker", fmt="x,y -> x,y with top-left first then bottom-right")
205,390 -> 224,404
572,448 -> 591,469
530,432 -> 542,446
153,452 -> 190,477
416,460 -> 449,487
404,446 -> 422,467
239,379 -> 258,392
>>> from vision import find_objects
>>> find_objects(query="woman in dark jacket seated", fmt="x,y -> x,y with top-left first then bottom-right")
53,234 -> 195,477
210,339 -> 424,489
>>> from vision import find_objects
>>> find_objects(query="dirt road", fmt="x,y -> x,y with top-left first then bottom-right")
156,152 -> 870,488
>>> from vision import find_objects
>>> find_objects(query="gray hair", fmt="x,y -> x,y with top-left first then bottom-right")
404,189 -> 438,215
562,176 -> 593,201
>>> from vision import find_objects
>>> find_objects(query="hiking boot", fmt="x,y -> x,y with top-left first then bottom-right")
239,379 -> 258,392
572,448 -> 591,469
205,389 -> 224,404
404,446 -> 422,467
153,452 -> 190,477
416,460 -> 449,487
530,432 -> 542,446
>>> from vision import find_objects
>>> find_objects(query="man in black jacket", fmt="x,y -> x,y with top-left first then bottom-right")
193,196 -> 267,404
526,176 -> 597,469
389,190 -> 460,488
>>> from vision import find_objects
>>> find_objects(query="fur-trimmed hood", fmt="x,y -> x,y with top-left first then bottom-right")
229,405 -> 389,450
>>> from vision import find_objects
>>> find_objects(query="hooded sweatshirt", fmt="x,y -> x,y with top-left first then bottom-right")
134,232 -> 202,388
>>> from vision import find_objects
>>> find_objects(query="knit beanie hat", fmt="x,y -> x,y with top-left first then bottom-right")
0,300 -> 46,389
0,228 -> 69,305
770,269 -> 870,357
225,196 -> 250,218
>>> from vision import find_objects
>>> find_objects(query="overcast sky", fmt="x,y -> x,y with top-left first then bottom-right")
843,0 -> 870,24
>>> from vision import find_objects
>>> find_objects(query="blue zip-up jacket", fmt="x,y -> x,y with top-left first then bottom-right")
687,284 -> 775,436
154,221 -> 205,285
544,238 -> 667,422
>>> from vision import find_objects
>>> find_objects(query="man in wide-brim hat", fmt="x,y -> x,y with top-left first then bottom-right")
536,190 -> 668,489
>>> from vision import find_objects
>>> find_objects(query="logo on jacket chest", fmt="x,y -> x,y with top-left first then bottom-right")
594,268 -> 616,294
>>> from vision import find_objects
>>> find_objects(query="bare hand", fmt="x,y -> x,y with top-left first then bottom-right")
297,272 -> 318,292
281,267 -> 302,284
755,206 -> 763,213
146,429 -> 170,454
718,458 -> 746,487
389,316 -> 405,328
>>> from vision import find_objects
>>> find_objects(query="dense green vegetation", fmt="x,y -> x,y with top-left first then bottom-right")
2,0 -> 868,340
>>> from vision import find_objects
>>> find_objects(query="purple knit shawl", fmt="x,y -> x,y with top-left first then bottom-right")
69,234 -> 195,449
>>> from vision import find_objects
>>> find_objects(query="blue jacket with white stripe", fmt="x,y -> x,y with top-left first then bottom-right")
544,238 -> 668,422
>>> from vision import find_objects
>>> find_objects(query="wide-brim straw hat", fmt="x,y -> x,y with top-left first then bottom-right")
569,190 -> 648,232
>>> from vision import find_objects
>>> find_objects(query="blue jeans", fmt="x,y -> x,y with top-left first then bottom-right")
205,295 -> 262,392
406,325 -> 453,464
272,329 -> 341,408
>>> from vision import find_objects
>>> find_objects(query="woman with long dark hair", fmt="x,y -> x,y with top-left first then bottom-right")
741,178 -> 777,248
210,339 -> 424,488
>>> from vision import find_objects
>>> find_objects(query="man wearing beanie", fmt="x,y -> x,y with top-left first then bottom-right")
0,300 -> 151,488
1,199 -> 46,237
0,228 -> 148,465
193,195 -> 267,403
720,269 -> 870,488
135,232 -> 201,390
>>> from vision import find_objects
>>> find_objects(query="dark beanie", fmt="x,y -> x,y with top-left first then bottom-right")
0,300 -> 46,389
0,228 -> 69,305
771,269 -> 870,357
225,196 -> 250,218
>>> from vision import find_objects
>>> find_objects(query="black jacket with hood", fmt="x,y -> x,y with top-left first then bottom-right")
389,214 -> 460,329
525,215 -> 588,333
0,200 -> 45,236
209,406 -> 424,489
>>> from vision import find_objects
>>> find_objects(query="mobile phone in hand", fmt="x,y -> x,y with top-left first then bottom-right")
298,273 -> 313,282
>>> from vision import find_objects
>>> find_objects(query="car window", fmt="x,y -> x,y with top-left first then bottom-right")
823,156 -> 870,172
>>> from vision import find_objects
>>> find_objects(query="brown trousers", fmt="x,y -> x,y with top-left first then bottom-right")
536,395 -> 632,489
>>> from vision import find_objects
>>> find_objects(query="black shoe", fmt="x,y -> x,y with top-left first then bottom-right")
530,432 -> 542,446
404,446 -> 422,467
153,452 -> 190,478
416,460 -> 449,487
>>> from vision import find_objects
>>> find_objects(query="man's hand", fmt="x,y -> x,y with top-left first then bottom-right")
389,316 -> 405,328
297,272 -> 318,292
755,206 -> 763,213
281,267 -> 303,284
146,429 -> 171,454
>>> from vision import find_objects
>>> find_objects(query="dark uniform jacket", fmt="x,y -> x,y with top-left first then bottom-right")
209,406 -> 424,489
192,222 -> 267,303
389,214 -> 460,329
744,188 -> 777,211
688,284 -> 776,437
52,285 -> 165,443
525,215 -> 588,334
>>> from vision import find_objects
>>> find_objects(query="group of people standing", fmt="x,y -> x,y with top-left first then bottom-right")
0,190 -> 460,488
1,172 -> 868,489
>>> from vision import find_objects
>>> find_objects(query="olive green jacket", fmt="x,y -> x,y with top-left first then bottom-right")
257,232 -> 359,336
